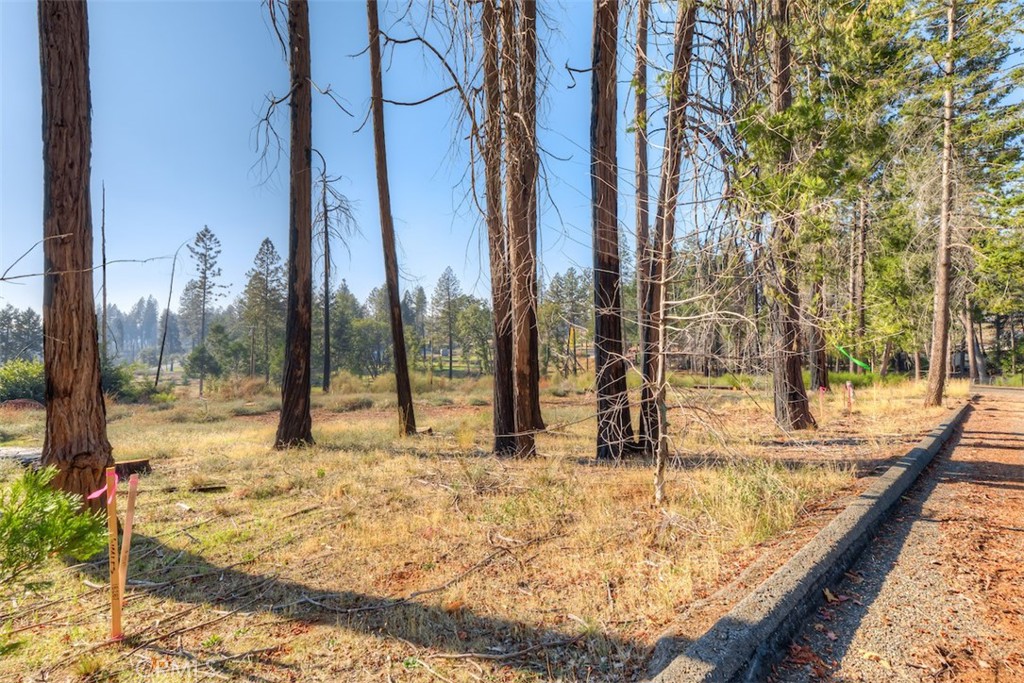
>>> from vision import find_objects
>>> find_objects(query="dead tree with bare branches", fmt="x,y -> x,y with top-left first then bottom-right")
275,0 -> 315,448
483,0 -> 517,455
367,0 -> 417,435
591,0 -> 634,460
501,0 -> 543,456
639,0 -> 699,457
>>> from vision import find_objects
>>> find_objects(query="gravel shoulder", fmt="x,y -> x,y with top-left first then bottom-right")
773,388 -> 1024,682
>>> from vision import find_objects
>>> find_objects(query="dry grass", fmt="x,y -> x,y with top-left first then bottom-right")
0,376 -> 967,682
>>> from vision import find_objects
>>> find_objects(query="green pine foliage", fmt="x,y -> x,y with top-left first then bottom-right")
0,467 -> 106,588
0,360 -> 45,403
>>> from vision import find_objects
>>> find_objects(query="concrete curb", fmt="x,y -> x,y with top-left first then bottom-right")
648,400 -> 974,683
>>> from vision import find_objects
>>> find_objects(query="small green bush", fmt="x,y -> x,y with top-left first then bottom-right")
0,467 -> 106,587
0,360 -> 45,403
102,360 -> 162,403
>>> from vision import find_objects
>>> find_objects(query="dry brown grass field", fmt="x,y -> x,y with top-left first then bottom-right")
0,373 -> 967,682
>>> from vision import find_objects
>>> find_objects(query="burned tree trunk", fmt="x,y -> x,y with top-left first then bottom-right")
368,0 -> 416,435
38,0 -> 114,512
924,0 -> 956,407
322,177 -> 331,393
483,0 -> 516,456
639,0 -> 698,454
768,0 -> 815,430
275,0 -> 314,448
502,0 -> 542,455
521,0 -> 544,434
634,0 -> 650,344
591,0 -> 634,460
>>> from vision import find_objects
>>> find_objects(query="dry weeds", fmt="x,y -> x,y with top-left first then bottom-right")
0,375 -> 968,682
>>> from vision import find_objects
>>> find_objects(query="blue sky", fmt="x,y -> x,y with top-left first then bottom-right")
1,0 -> 647,314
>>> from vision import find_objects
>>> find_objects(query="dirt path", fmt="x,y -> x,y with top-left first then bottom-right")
773,388 -> 1024,682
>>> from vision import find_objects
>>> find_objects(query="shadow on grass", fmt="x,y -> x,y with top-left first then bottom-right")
574,452 -> 890,477
772,400 -> 1024,680
72,531 -> 667,681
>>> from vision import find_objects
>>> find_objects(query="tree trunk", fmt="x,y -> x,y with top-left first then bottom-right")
634,0 -> 649,344
484,0 -> 515,456
1011,316 -> 1019,377
924,0 -> 956,408
275,0 -> 314,448
264,262 -> 272,384
38,0 -> 114,512
322,178 -> 331,393
855,195 -> 867,373
155,243 -> 182,389
962,307 -> 977,381
768,0 -> 815,430
879,341 -> 893,377
199,254 -> 207,397
808,279 -> 829,391
368,0 -> 416,435
591,0 -> 634,460
992,315 -> 1004,370
502,0 -> 540,455
100,182 -> 107,362
445,289 -> 453,380
639,0 -> 698,454
972,330 -> 983,381
521,0 -> 544,433
847,211 -> 856,373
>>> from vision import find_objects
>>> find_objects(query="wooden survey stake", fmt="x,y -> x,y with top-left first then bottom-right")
104,467 -> 122,639
118,474 -> 139,603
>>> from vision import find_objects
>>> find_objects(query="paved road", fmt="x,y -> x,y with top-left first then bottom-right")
774,388 -> 1024,682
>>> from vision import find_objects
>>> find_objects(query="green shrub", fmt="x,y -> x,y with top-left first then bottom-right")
102,360 -> 164,403
0,467 -> 105,587
0,360 -> 45,403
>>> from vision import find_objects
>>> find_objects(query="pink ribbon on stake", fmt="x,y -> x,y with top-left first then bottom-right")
87,471 -> 118,505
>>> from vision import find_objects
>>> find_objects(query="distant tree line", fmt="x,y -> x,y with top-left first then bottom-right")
159,227 -> 596,387
0,305 -> 42,363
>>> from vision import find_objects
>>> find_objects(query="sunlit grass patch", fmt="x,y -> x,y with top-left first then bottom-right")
0,375 -> 961,682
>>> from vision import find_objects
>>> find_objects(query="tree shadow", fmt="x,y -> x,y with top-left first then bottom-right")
73,532 -> 668,681
771,405 -> 1024,681
765,433 -> 958,681
574,452 -> 893,478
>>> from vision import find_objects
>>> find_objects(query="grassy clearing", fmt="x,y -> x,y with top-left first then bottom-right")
0,375 -> 966,681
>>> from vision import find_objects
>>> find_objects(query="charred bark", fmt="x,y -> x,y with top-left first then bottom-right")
368,0 -> 416,435
639,0 -> 698,453
591,0 -> 635,460
521,0 -> 544,433
483,0 -> 516,456
634,0 -> 650,340
502,0 -> 542,455
275,0 -> 314,448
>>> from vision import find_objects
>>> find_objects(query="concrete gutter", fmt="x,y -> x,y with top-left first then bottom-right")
648,400 -> 974,683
